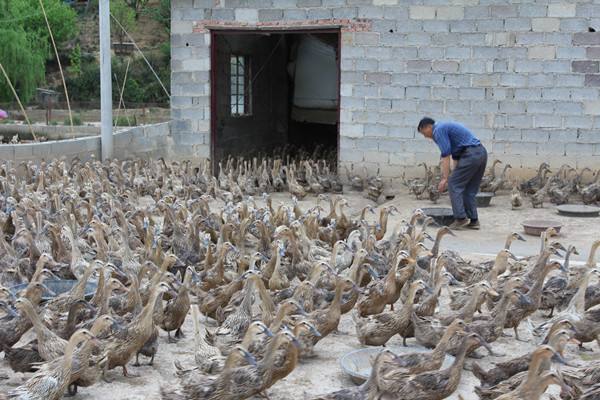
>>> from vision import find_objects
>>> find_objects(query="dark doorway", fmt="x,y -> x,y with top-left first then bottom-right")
210,29 -> 340,170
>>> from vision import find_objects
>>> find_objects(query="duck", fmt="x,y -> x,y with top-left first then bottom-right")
390,319 -> 466,375
310,349 -> 393,400
104,281 -> 171,380
14,297 -> 69,361
474,345 -> 568,400
213,277 -> 256,354
495,371 -> 570,400
480,159 -> 503,191
540,245 -> 580,317
487,164 -> 512,194
191,305 -> 224,374
161,345 -> 260,400
472,327 -> 575,388
511,186 -> 523,209
357,256 -> 412,317
8,329 -> 97,400
375,333 -> 489,400
521,162 -> 551,195
354,280 -> 427,346
160,266 -> 195,342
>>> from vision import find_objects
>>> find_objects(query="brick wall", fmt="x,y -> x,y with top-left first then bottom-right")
171,0 -> 600,180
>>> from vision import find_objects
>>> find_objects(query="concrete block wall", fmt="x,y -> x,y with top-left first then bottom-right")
171,0 -> 600,180
0,122 -> 172,163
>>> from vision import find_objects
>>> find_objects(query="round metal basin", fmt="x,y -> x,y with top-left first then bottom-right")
522,219 -> 563,236
421,207 -> 454,226
340,346 -> 455,385
556,204 -> 600,218
10,280 -> 97,302
476,192 -> 494,207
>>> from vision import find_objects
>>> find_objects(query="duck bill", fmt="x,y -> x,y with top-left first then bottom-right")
291,337 -> 301,349
243,351 -> 257,367
516,234 -> 526,242
310,326 -> 322,337
263,328 -> 274,338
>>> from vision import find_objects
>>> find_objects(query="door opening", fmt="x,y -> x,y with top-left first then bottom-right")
210,29 -> 341,171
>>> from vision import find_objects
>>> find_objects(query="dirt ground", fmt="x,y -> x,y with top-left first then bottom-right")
1,189 -> 598,399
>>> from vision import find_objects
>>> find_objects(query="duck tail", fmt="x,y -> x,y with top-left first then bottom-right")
160,385 -> 185,400
471,362 -> 490,385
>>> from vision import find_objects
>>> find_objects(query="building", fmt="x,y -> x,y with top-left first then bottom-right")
170,0 -> 600,180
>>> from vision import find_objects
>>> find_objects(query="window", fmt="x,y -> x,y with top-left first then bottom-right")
230,55 -> 251,116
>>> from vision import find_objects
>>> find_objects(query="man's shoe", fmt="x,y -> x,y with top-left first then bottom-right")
467,220 -> 480,230
448,218 -> 469,230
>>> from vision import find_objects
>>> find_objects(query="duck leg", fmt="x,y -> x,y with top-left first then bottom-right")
123,365 -> 140,378
102,365 -> 113,384
66,383 -> 78,396
167,331 -> 178,343
514,327 -> 528,342
133,352 -> 141,367
148,353 -> 155,365
175,328 -> 184,338
545,307 -> 554,318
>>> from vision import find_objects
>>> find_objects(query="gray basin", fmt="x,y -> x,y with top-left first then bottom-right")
421,207 -> 454,226
476,192 -> 494,207
10,280 -> 97,302
340,345 -> 455,385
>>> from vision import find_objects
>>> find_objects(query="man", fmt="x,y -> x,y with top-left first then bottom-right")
417,117 -> 487,230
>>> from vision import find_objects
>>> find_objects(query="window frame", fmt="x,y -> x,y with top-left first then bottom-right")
229,54 -> 252,117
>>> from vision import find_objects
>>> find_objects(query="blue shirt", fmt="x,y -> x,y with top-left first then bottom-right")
433,121 -> 480,160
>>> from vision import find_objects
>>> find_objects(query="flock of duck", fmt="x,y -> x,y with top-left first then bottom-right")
404,160 -> 600,208
0,156 -> 598,400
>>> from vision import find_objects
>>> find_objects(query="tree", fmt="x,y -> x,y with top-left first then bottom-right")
110,0 -> 135,44
0,0 -> 77,102
143,0 -> 170,33
125,0 -> 150,19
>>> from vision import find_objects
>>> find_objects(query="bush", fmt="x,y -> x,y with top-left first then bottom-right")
65,50 -> 170,105
114,115 -> 136,126
64,114 -> 82,126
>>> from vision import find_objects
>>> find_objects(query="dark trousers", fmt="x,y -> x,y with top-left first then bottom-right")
448,145 -> 488,221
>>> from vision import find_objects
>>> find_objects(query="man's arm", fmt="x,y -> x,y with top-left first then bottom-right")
438,155 -> 451,192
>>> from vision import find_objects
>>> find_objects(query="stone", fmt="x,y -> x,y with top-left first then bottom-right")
585,74 -> 600,87
528,46 -> 555,59
548,4 -> 576,18
409,6 -> 436,20
436,6 -> 464,20
572,61 -> 599,73
532,18 -> 560,32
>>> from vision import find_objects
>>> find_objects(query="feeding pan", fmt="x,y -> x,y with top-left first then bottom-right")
340,345 -> 455,385
10,279 -> 97,302
556,204 -> 600,218
421,207 -> 454,226
522,220 -> 562,236
476,192 -> 494,207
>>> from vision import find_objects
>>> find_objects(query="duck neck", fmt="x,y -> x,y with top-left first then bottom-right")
493,291 -> 513,327
443,337 -> 471,394
489,255 -> 509,283
90,268 -> 106,306
432,326 -> 458,360
431,230 -> 446,257
460,288 -> 484,321
528,264 -> 555,307
586,241 -> 600,268
567,271 -> 592,313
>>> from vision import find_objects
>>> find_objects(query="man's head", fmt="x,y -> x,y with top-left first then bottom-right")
418,117 -> 435,139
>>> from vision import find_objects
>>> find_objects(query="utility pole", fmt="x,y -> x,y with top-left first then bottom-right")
99,0 -> 113,160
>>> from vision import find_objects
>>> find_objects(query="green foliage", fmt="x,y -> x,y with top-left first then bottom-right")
111,0 -> 135,44
114,114 -> 136,126
125,0 -> 150,19
142,0 -> 170,32
0,27 -> 46,103
66,50 -> 170,105
0,0 -> 78,102
68,44 -> 82,76
64,114 -> 82,125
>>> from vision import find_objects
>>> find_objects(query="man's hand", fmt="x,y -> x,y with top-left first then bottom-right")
438,178 -> 447,193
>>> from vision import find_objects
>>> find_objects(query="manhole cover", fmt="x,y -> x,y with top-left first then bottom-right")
522,219 -> 563,236
556,204 -> 600,218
